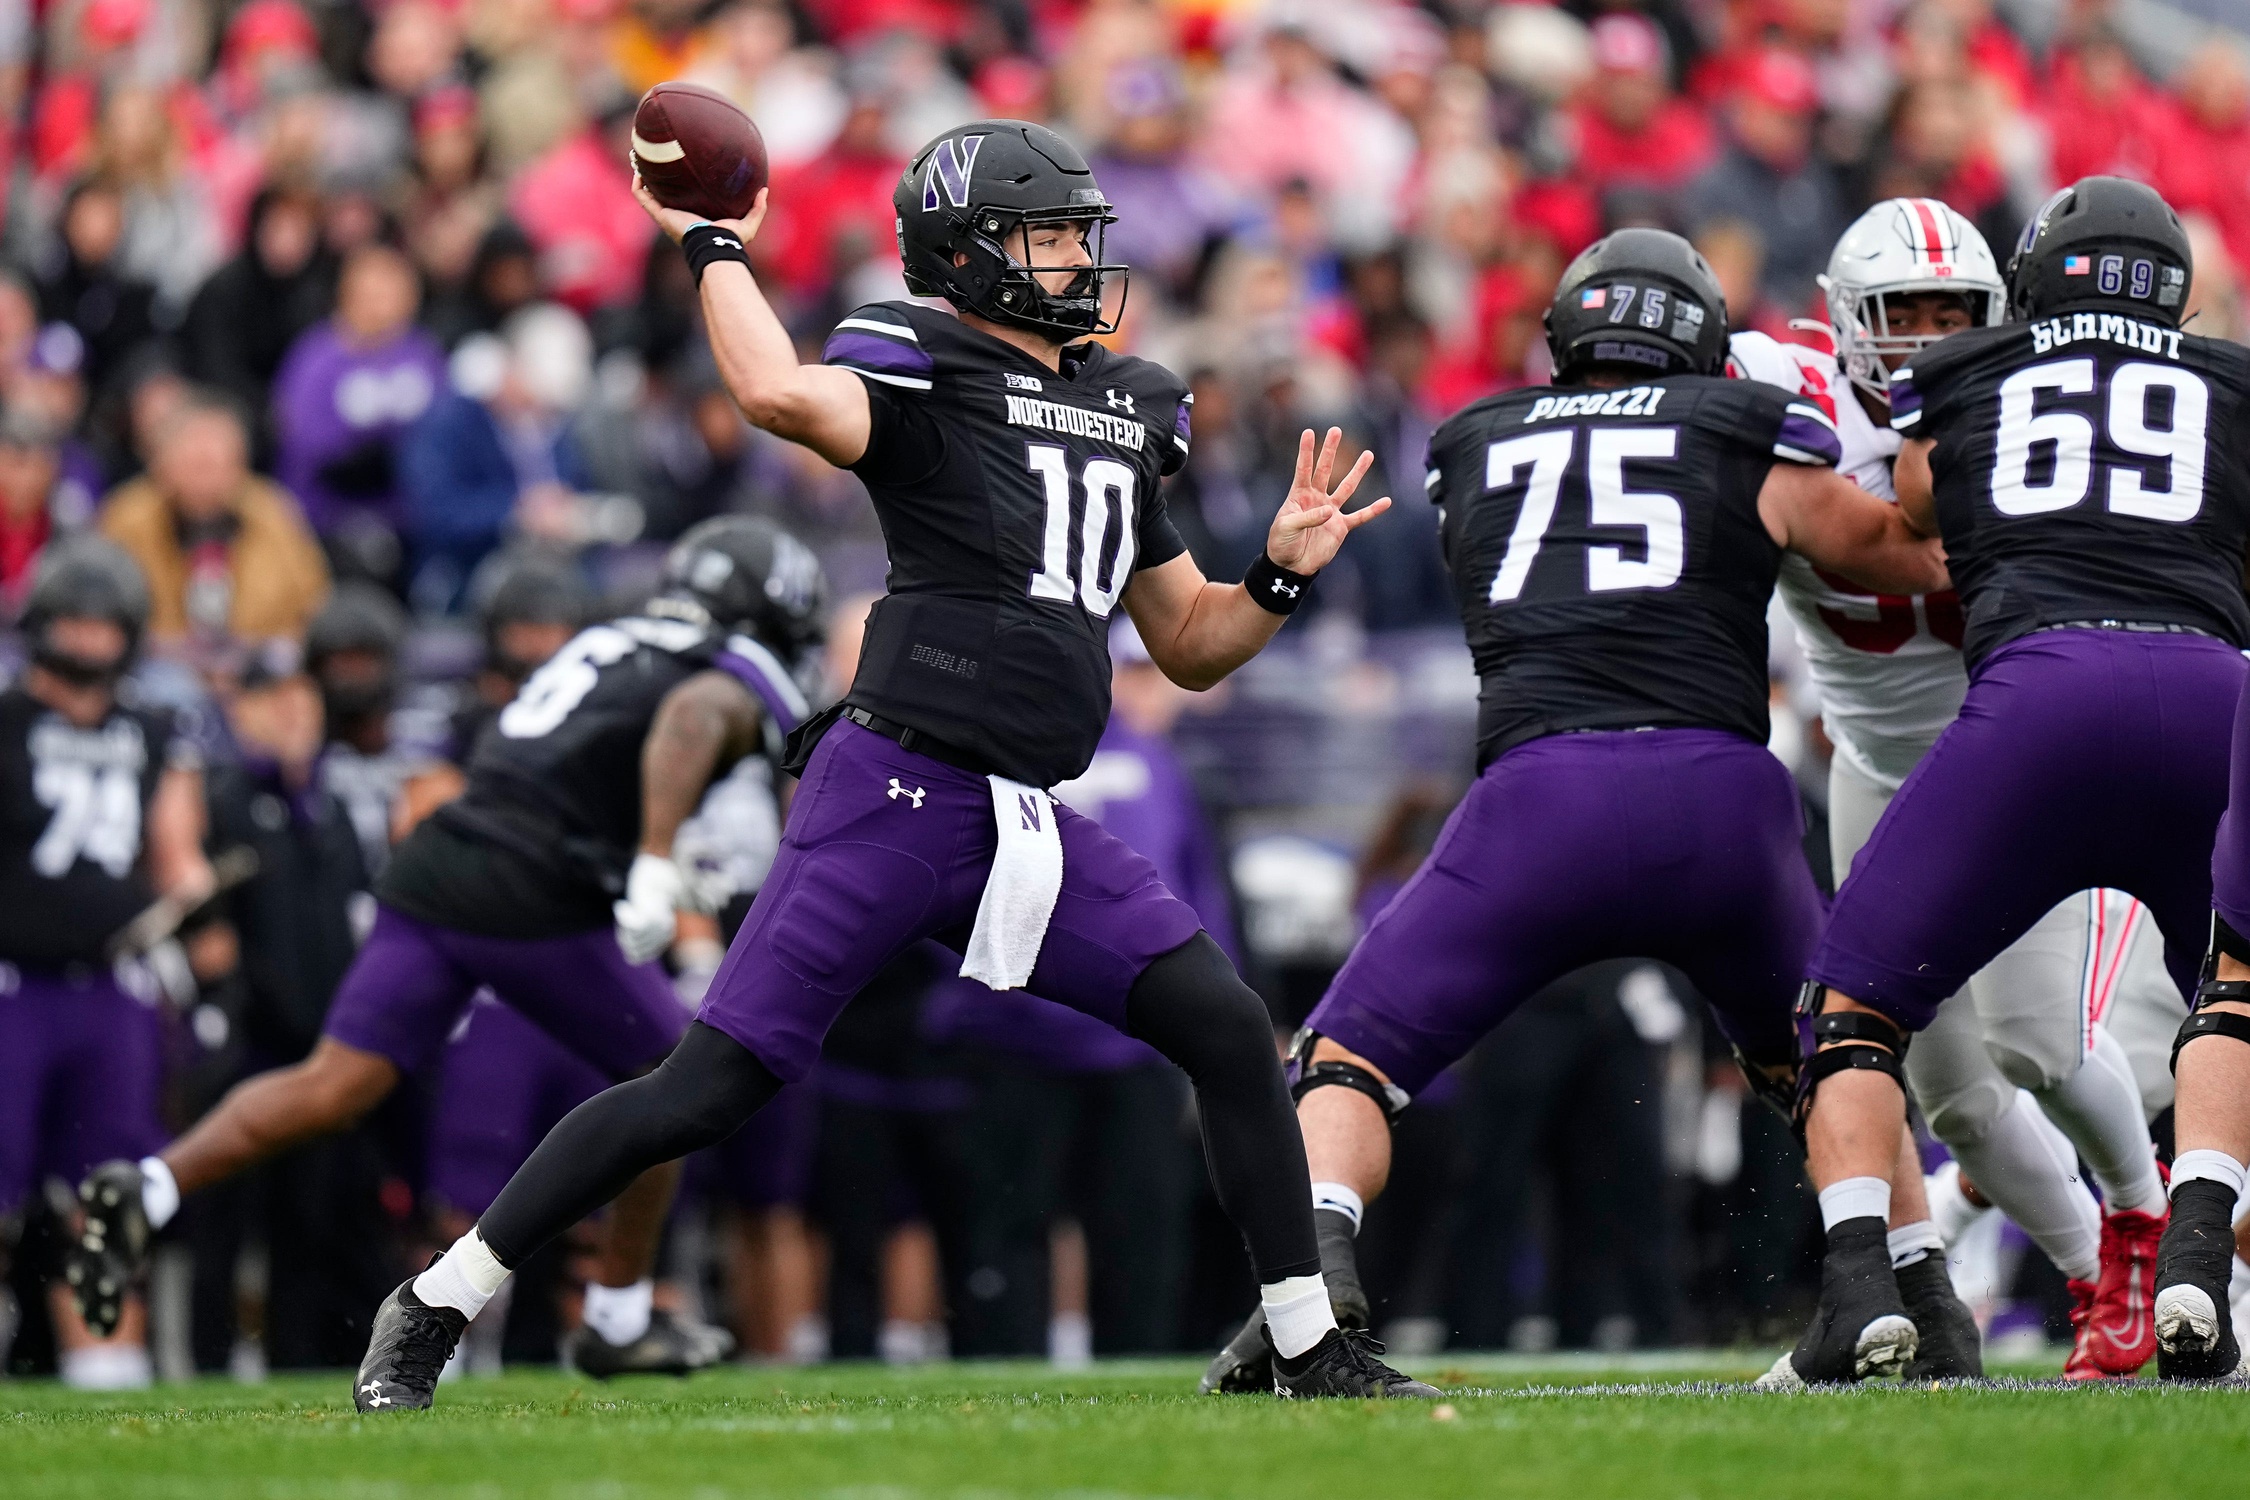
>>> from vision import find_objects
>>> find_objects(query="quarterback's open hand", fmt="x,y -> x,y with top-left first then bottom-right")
1267,428 -> 1390,575
631,170 -> 767,248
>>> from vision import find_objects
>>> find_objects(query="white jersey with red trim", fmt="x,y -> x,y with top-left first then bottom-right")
1727,330 -> 1967,790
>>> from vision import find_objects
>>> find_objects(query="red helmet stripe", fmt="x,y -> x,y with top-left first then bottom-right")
1909,199 -> 1948,264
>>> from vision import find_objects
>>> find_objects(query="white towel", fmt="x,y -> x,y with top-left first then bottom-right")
960,776 -> 1063,990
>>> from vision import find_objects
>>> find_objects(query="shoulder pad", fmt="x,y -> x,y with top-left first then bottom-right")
823,303 -> 937,391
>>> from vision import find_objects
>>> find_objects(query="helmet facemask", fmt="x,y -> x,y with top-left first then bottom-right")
951,202 -> 1128,339
1826,277 -> 1998,403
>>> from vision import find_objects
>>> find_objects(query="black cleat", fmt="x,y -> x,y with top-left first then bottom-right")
355,1277 -> 468,1411
1200,1221 -> 1374,1396
564,1308 -> 735,1378
1755,1216 -> 1917,1388
67,1161 -> 152,1338
1271,1326 -> 1442,1399
1897,1254 -> 1983,1381
2154,1179 -> 2244,1382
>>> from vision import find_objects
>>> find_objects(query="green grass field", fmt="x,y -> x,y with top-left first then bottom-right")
4,1355 -> 2240,1499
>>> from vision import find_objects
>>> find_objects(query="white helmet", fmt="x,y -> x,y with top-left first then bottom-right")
1822,198 -> 2003,404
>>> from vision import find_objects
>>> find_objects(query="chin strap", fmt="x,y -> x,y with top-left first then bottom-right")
1287,1028 -> 1410,1125
1791,982 -> 1910,1138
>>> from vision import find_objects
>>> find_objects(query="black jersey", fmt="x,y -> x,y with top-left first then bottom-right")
378,616 -> 811,937
1429,375 -> 1842,766
0,686 -> 192,969
1892,317 -> 2250,666
824,302 -> 1191,788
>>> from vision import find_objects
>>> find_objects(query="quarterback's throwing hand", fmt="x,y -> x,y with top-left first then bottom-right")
1268,428 -> 1390,575
632,170 -> 768,249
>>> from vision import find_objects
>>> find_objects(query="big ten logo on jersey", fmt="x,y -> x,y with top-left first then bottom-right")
1809,566 -> 1964,653
28,715 -> 146,878
1480,423 -> 1685,603
1991,355 -> 2207,521
498,616 -> 705,740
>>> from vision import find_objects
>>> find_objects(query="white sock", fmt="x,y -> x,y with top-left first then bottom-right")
1261,1273 -> 1337,1360
581,1279 -> 654,1347
2035,1030 -> 2166,1216
1817,1175 -> 1890,1232
1944,1089 -> 2100,1282
1925,1160 -> 1991,1247
1887,1219 -> 1946,1269
60,1343 -> 153,1390
413,1229 -> 511,1319
139,1157 -> 179,1232
1310,1182 -> 1363,1233
2171,1148 -> 2249,1199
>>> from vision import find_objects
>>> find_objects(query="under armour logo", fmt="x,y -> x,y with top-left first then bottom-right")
1106,388 -> 1134,414
710,236 -> 741,251
1269,578 -> 1301,599
888,778 -> 927,808
360,1380 -> 392,1407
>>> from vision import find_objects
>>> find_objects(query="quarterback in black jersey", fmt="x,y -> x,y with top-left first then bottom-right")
1790,177 -> 2250,1384
74,519 -> 815,1384
1201,228 -> 1952,1395
0,538 -> 212,1386
372,118 -> 1430,1407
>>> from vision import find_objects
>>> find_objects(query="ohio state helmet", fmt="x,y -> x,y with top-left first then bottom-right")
1822,198 -> 2004,403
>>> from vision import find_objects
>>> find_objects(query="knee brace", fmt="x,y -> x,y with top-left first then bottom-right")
1287,1028 -> 1409,1125
1791,983 -> 1910,1136
2170,922 -> 2250,1074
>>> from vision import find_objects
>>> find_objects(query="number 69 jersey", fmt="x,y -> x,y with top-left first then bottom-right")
1428,374 -> 1841,768
0,686 -> 187,969
823,302 -> 1191,789
1892,317 -> 2250,665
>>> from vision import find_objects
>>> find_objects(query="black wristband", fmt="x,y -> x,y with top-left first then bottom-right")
1243,553 -> 1312,615
681,223 -> 751,285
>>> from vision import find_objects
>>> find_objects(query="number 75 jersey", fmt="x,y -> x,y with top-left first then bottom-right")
1892,317 -> 2250,667
823,302 -> 1191,789
1428,373 -> 1840,769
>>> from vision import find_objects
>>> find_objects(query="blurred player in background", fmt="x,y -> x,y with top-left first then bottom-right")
1793,177 -> 2250,1386
1204,228 -> 1952,1394
72,517 -> 819,1380
1,539 -> 212,1387
1732,198 -> 2179,1382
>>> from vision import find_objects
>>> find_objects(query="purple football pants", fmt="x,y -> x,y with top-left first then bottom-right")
0,967 -> 166,1217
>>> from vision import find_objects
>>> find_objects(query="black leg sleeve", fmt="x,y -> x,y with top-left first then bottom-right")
1123,932 -> 1320,1284
479,1021 -> 781,1268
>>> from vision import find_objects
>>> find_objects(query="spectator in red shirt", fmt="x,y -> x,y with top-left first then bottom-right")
2042,25 -> 2186,194
2167,40 -> 2250,276
1569,14 -> 1716,201
508,103 -> 652,315
757,82 -> 907,309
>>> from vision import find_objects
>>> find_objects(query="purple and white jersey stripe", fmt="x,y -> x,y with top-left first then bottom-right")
823,312 -> 935,390
715,634 -> 812,735
1773,400 -> 1843,466
1886,365 -> 1924,432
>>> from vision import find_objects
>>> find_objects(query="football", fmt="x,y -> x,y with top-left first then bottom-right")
630,81 -> 768,222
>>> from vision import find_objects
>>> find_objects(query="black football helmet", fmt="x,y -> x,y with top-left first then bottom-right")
894,120 -> 1126,340
1544,228 -> 1729,384
20,535 -> 150,687
2006,176 -> 2192,326
652,516 -> 826,659
304,582 -> 408,733
475,550 -> 597,674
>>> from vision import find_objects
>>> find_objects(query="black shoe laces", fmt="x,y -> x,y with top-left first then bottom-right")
390,1309 -> 460,1392
1329,1326 -> 1404,1385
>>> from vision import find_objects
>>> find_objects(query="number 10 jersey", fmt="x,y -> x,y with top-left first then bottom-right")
824,302 -> 1191,789
1427,374 -> 1841,768
1892,317 -> 2250,665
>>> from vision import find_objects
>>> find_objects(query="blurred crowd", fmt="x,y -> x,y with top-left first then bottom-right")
5,0 -> 2243,1377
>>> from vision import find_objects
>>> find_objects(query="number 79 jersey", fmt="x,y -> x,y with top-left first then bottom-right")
1892,318 -> 2250,665
0,687 -> 183,968
824,302 -> 1191,789
1429,374 -> 1841,768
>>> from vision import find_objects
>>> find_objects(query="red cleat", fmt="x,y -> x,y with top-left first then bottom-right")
2063,1208 -> 2165,1379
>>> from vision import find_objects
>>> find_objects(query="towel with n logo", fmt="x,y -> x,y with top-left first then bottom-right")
960,775 -> 1063,989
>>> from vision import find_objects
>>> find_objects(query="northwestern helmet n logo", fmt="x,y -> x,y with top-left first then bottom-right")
1019,792 -> 1042,832
922,135 -> 986,212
